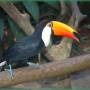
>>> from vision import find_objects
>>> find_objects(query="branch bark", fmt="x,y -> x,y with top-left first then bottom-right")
0,54 -> 90,87
0,3 -> 35,35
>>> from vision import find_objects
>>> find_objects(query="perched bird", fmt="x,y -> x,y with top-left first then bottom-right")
1,21 -> 79,78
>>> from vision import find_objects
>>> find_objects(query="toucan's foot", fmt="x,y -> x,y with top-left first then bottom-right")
5,64 -> 14,79
27,62 -> 39,68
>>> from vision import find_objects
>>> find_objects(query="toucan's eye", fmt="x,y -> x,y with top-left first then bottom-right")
47,22 -> 53,28
47,23 -> 51,27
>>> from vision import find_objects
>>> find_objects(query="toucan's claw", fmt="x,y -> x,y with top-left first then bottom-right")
6,64 -> 14,79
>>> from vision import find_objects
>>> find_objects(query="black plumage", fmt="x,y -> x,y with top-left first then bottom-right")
2,20 -> 49,64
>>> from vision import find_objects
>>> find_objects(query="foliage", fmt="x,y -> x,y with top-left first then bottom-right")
0,18 -> 4,39
7,17 -> 26,41
23,2 -> 40,23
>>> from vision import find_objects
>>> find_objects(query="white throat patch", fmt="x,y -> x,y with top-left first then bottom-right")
42,25 -> 52,47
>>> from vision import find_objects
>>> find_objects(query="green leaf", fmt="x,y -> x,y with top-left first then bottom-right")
7,17 -> 26,41
44,1 -> 59,10
23,2 -> 39,22
0,18 -> 4,39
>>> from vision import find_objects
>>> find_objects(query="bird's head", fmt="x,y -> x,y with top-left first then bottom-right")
42,21 -> 79,47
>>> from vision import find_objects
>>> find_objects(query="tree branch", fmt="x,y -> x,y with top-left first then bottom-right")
60,1 -> 67,15
0,3 -> 35,35
68,2 -> 87,28
0,54 -> 90,87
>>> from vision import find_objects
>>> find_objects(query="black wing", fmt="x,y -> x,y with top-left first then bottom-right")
3,31 -> 44,64
3,19 -> 50,64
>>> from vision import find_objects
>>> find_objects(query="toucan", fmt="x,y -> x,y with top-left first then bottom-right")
1,21 -> 79,78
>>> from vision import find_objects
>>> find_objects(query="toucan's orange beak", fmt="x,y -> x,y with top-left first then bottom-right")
51,21 -> 79,42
